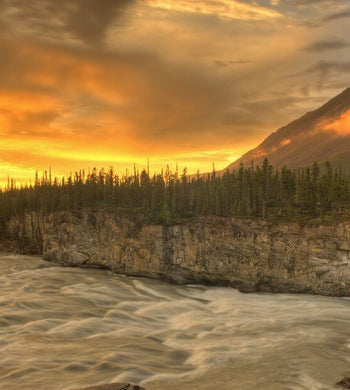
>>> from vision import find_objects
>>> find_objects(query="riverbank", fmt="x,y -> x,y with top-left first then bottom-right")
3,211 -> 350,296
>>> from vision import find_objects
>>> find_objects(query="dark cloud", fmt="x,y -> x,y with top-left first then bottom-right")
223,96 -> 308,131
214,59 -> 252,68
292,61 -> 350,91
0,0 -> 135,45
61,0 -> 133,44
303,39 -> 349,52
324,10 -> 350,22
307,61 -> 350,74
290,0 -> 336,6
296,21 -> 322,28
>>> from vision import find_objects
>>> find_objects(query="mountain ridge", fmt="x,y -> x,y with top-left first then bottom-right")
225,87 -> 350,171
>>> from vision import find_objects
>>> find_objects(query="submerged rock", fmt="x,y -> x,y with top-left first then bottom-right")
75,383 -> 144,390
337,377 -> 350,388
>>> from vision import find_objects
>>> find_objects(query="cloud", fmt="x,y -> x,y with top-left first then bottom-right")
223,96 -> 307,129
0,33 -> 320,177
1,28 -> 347,176
307,61 -> 350,74
1,0 -> 350,181
324,10 -> 350,22
0,39 -> 235,152
146,0 -> 282,21
303,39 -> 349,52
289,60 -> 350,92
214,59 -> 252,68
0,0 -> 135,45
291,0 -> 337,6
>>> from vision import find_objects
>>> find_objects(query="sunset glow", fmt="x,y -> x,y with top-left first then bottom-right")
324,110 -> 350,136
147,0 -> 282,21
1,0 -> 350,186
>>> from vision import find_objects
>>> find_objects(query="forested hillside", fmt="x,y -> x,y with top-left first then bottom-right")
0,159 -> 349,230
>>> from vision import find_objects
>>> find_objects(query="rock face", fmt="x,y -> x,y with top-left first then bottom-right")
0,212 -> 43,254
4,211 -> 350,296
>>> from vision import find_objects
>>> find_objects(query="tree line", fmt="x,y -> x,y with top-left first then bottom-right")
0,159 -> 349,228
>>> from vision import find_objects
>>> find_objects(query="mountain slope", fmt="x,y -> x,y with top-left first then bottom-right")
226,87 -> 350,171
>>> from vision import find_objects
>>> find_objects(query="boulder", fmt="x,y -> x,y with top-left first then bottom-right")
337,377 -> 350,388
75,383 -> 144,390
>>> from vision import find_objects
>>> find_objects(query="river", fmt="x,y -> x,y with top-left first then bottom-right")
0,253 -> 349,389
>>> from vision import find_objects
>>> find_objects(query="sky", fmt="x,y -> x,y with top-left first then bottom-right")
1,0 -> 350,185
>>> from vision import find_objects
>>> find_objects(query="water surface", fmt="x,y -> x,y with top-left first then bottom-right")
0,253 -> 349,389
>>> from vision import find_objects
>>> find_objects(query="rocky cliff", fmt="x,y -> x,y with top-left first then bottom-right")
3,211 -> 350,296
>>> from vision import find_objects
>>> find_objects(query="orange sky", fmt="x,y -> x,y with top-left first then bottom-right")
1,0 -> 350,186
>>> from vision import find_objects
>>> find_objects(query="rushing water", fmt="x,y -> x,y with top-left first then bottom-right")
1,254 -> 350,390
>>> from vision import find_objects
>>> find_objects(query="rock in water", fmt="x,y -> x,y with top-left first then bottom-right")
75,384 -> 145,390
336,377 -> 350,388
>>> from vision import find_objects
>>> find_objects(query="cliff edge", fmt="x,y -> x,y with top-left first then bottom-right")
3,211 -> 350,296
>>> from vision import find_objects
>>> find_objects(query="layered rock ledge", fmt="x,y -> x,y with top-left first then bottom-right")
4,211 -> 350,296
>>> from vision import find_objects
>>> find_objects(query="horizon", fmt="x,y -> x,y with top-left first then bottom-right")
1,0 -> 350,185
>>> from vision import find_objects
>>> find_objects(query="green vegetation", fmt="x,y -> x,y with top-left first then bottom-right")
1,159 -> 349,228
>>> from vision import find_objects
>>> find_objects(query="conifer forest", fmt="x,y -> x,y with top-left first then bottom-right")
1,159 -> 349,228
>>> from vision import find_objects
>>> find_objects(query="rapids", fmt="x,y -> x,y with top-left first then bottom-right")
0,253 -> 349,389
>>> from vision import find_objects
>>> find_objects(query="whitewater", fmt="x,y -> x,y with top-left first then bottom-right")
0,253 -> 349,389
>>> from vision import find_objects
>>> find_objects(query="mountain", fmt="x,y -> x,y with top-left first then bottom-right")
225,87 -> 350,171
